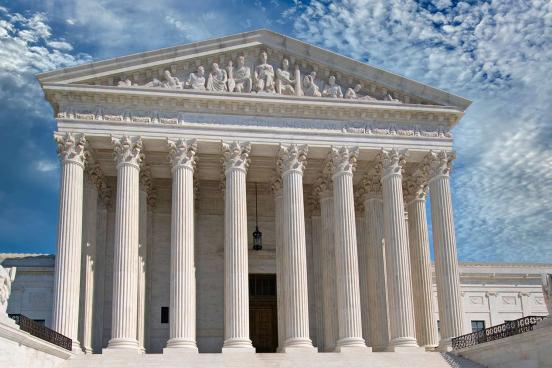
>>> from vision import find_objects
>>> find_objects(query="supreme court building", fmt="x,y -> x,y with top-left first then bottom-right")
36,30 -> 474,356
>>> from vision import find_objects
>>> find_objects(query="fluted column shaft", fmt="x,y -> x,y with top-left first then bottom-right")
311,213 -> 325,351
356,214 -> 370,346
165,139 -> 198,352
427,151 -> 465,350
330,146 -> 365,351
222,142 -> 254,352
273,185 -> 286,351
320,191 -> 338,351
52,133 -> 86,352
380,149 -> 418,349
80,178 -> 98,353
407,197 -> 438,347
363,197 -> 390,351
137,185 -> 147,351
107,136 -> 142,351
279,144 -> 314,351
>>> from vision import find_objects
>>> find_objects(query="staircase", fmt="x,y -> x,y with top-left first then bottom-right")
61,351 -> 485,368
442,352 -> 486,368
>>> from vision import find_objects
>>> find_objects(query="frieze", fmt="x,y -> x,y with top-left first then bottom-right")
56,106 -> 454,140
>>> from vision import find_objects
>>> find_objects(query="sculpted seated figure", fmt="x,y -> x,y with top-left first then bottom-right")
302,73 -> 321,97
276,58 -> 295,95
0,265 -> 16,314
254,51 -> 275,93
345,84 -> 377,101
206,63 -> 228,92
322,75 -> 343,98
184,66 -> 206,90
233,55 -> 252,93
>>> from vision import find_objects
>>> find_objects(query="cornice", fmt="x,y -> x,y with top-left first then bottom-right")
35,29 -> 471,110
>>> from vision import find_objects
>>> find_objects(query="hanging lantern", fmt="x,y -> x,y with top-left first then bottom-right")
252,182 -> 263,251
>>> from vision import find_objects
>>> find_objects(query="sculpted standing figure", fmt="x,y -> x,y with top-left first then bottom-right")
234,55 -> 252,93
206,63 -> 228,92
184,66 -> 206,90
302,72 -> 321,97
322,75 -> 343,98
226,60 -> 236,92
254,51 -> 275,93
0,265 -> 16,314
276,58 -> 295,95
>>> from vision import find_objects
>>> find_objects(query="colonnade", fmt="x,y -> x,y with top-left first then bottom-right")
52,132 -> 465,354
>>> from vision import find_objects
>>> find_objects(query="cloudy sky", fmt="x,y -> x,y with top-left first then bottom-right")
0,0 -> 550,262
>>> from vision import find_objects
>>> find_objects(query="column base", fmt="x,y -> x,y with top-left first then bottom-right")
164,338 -> 198,353
222,338 -> 255,353
335,337 -> 368,352
71,340 -> 84,354
386,337 -> 422,352
282,337 -> 316,353
103,337 -> 141,353
437,338 -> 453,352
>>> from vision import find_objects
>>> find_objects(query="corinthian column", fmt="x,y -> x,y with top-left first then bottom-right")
164,139 -> 198,352
137,165 -> 151,352
329,146 -> 366,351
379,149 -> 418,350
361,169 -> 390,351
106,135 -> 142,351
52,132 -> 86,352
79,162 -> 103,353
404,170 -> 438,348
278,144 -> 315,352
314,174 -> 338,352
272,177 -> 286,351
425,150 -> 465,350
221,141 -> 254,353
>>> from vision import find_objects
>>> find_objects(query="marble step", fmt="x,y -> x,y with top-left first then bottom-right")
61,351 -> 485,368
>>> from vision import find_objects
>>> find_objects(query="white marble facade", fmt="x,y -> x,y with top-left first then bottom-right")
26,29 -> 498,355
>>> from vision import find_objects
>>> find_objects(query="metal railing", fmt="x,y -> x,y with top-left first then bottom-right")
452,315 -> 546,350
9,314 -> 72,351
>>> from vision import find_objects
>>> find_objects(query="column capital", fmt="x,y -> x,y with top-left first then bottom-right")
112,135 -> 143,169
403,167 -> 428,204
424,150 -> 456,181
168,138 -> 197,172
358,167 -> 383,202
222,141 -> 250,174
271,175 -> 283,196
378,148 -> 408,180
330,146 -> 359,178
55,132 -> 87,167
140,164 -> 157,209
98,180 -> 113,208
278,143 -> 308,175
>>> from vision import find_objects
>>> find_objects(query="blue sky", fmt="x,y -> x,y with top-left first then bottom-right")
0,0 -> 550,262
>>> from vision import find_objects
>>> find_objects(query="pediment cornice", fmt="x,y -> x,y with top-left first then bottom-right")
37,29 -> 471,111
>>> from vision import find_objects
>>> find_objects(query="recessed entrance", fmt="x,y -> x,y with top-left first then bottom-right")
249,274 -> 278,353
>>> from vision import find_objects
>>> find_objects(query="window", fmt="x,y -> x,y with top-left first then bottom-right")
471,320 -> 485,332
161,307 -> 169,324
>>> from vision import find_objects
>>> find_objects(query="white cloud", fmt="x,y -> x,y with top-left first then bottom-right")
35,160 -> 58,172
290,0 -> 552,262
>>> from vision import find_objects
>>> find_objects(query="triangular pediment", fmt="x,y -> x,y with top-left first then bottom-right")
37,29 -> 470,110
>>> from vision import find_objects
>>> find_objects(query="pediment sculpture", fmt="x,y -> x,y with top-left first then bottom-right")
114,50 -> 402,103
0,265 -> 16,315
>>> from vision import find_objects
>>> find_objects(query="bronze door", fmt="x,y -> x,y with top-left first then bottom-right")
249,274 -> 278,353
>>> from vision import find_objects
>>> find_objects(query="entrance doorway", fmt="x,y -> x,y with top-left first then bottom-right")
249,274 -> 278,353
